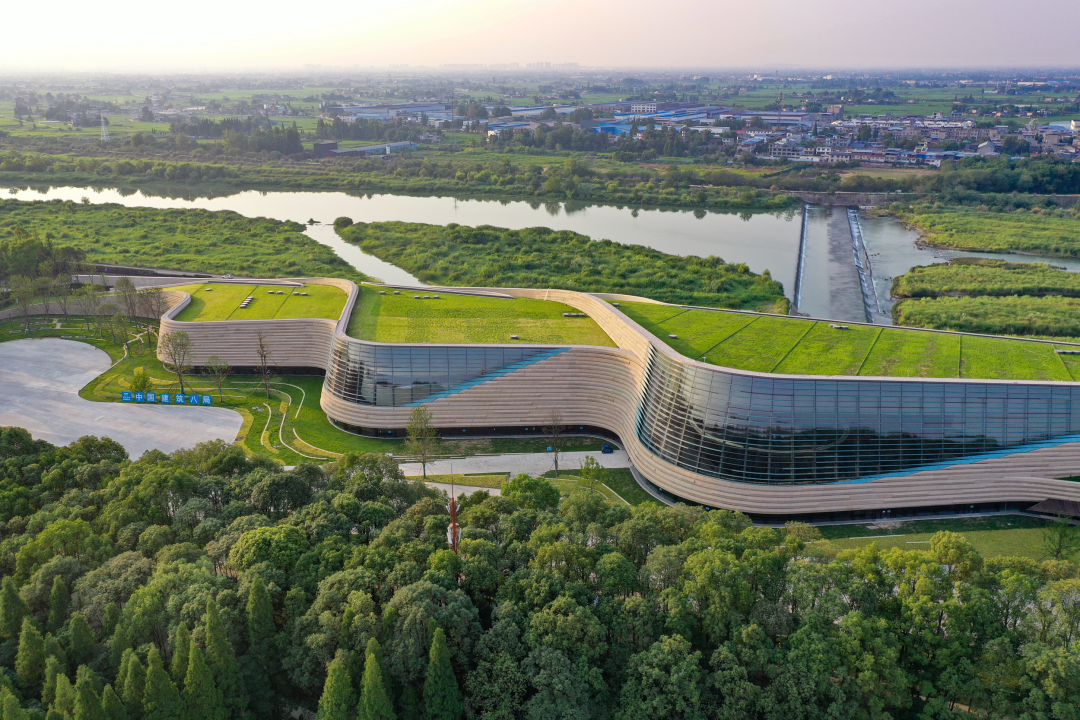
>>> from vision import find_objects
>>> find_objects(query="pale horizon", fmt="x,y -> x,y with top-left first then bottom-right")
2,0 -> 1076,74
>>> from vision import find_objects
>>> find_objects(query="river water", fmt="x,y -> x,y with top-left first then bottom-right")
3,185 -> 1077,323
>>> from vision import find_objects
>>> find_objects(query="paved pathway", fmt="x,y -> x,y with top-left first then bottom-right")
0,338 -> 243,458
400,449 -> 631,478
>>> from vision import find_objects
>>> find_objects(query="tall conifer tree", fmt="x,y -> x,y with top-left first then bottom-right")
102,684 -> 128,720
183,639 -> 225,720
67,613 -> 95,669
143,647 -> 182,720
1,687 -> 27,720
118,648 -> 146,719
204,598 -> 247,720
243,576 -> 276,717
74,666 -> 106,720
47,576 -> 70,635
16,616 -> 46,695
422,628 -> 462,720
358,639 -> 395,720
317,651 -> 355,720
0,576 -> 28,640
53,673 -> 76,718
170,624 -> 190,690
43,655 -> 63,706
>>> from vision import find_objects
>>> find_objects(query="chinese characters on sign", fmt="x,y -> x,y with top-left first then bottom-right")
122,391 -> 212,406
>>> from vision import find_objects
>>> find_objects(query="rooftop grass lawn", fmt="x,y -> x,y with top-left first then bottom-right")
859,327 -> 961,378
613,301 -> 1080,381
958,335 -> 1071,382
346,285 -> 615,346
773,323 -> 881,376
171,283 -> 347,322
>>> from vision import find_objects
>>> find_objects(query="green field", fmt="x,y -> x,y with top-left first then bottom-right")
171,282 -> 347,322
345,284 -> 614,346
821,515 -> 1056,560
616,301 -> 1080,380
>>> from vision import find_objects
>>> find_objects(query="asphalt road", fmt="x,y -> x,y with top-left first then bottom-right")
399,449 -> 632,477
0,338 -> 243,458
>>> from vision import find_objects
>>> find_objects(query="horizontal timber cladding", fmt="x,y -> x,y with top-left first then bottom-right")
156,277 -> 354,369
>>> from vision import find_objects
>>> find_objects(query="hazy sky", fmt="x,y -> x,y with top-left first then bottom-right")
2,0 -> 1076,73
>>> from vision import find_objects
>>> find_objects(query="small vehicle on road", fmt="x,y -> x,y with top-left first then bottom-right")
602,444 -> 614,454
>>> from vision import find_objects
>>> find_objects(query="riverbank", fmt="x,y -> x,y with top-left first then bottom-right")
0,198 -> 366,282
897,206 -> 1080,258
0,149 -> 797,211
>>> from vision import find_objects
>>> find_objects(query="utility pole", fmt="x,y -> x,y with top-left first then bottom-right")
448,462 -> 459,553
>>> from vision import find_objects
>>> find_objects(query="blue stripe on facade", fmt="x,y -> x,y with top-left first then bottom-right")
401,348 -> 568,406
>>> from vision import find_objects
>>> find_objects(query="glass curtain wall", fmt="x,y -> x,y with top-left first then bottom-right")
636,347 -> 1080,485
324,336 -> 564,407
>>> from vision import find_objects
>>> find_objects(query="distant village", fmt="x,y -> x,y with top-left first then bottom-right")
313,98 -> 1080,165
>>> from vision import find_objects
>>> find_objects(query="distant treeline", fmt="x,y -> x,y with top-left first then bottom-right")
314,117 -> 421,143
338,220 -> 790,313
164,118 -> 304,155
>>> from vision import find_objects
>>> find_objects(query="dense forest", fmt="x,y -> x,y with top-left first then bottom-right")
337,220 -> 790,313
0,427 -> 1078,720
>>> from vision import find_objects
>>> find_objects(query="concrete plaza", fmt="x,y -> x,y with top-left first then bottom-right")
0,338 -> 243,457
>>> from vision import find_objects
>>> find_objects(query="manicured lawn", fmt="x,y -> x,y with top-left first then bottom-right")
173,284 -> 256,321
171,282 -> 347,322
346,284 -> 614,346
859,327 -> 961,378
601,468 -> 655,506
619,303 -> 757,361
708,316 -> 814,373
420,474 -> 507,489
959,335 -> 1072,381
614,301 -> 1080,381
820,515 -> 1056,560
774,323 -> 881,376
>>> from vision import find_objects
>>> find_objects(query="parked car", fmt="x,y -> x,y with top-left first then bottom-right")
602,444 -> 613,454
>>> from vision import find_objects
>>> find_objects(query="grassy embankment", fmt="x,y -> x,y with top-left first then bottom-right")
616,300 -> 1080,381
345,284 -> 614,346
0,198 -> 364,281
339,221 -> 790,313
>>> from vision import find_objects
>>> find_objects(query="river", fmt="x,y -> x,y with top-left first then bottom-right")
4,185 -> 1077,323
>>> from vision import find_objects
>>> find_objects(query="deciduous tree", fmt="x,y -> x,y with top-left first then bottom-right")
405,405 -> 440,479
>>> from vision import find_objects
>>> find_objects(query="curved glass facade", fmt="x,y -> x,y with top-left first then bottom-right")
324,336 -> 566,407
636,347 -> 1080,485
